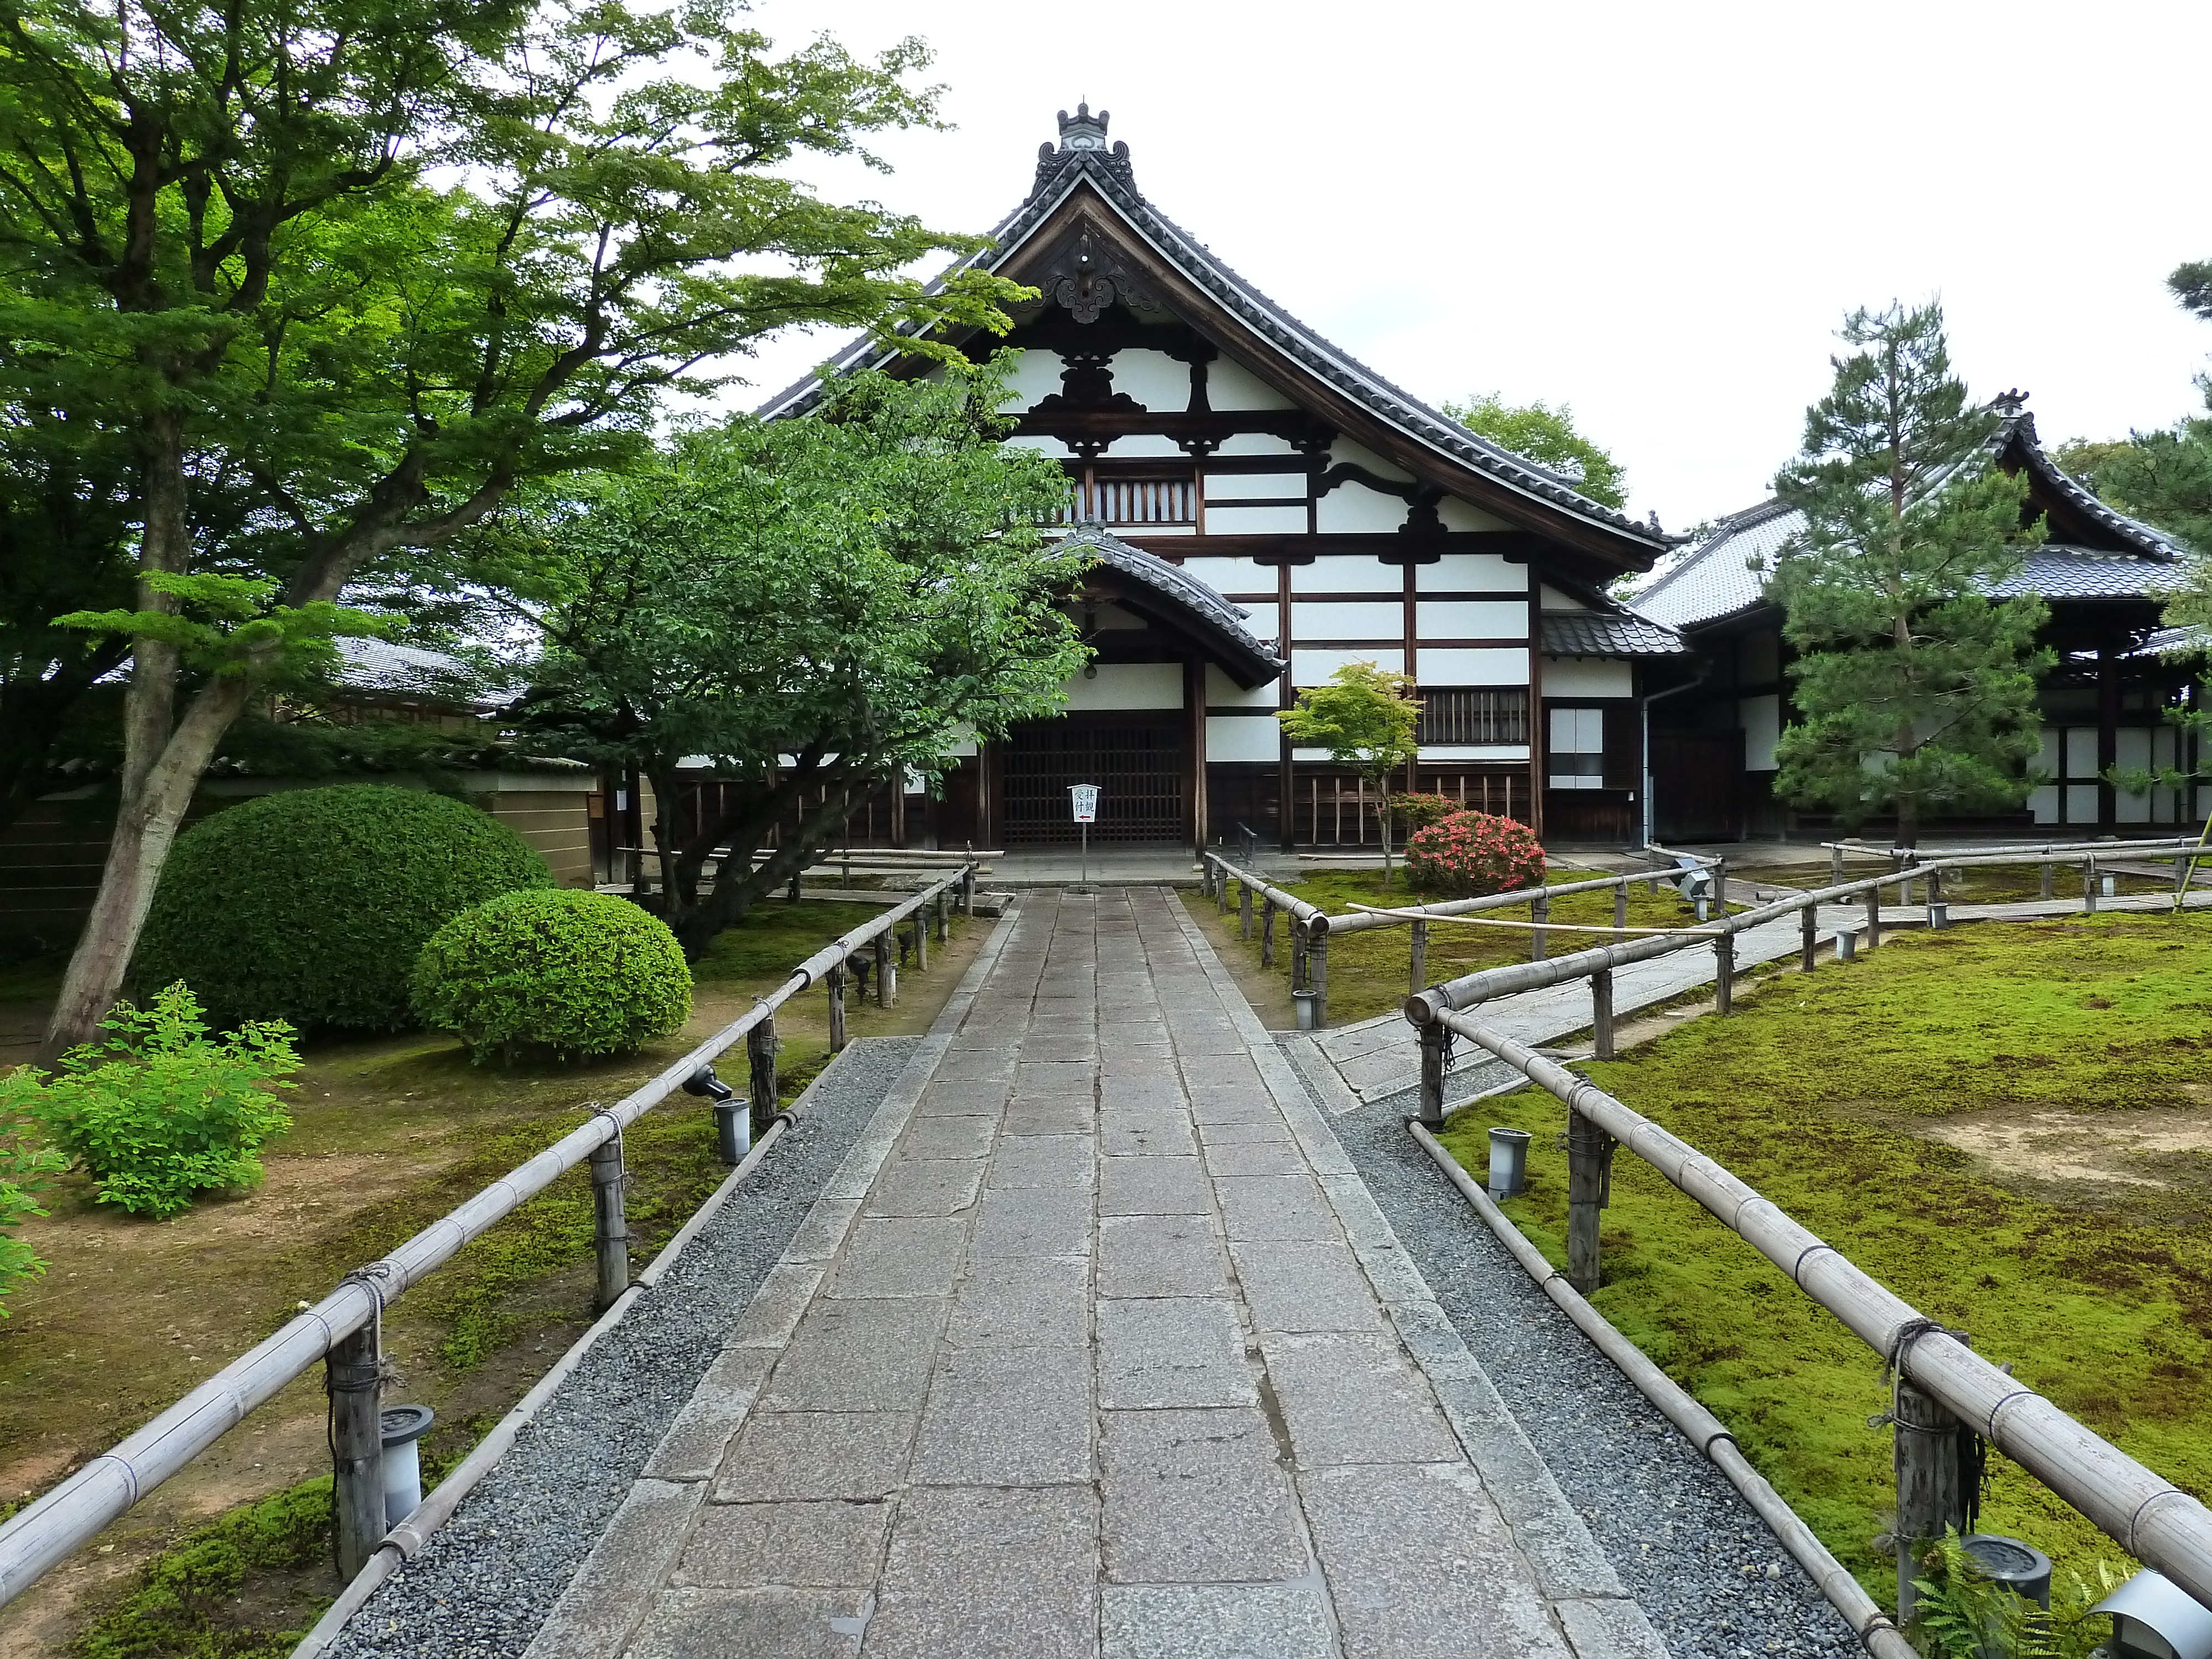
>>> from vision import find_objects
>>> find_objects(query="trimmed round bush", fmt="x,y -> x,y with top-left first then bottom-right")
135,785 -> 551,1031
409,889 -> 692,1062
1404,810 -> 1547,898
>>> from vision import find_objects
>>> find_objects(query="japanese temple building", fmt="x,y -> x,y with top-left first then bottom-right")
763,105 -> 1684,851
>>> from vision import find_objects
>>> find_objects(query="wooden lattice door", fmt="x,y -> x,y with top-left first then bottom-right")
1001,714 -> 1187,845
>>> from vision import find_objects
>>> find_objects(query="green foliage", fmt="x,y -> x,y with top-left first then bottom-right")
1443,393 -> 1629,509
71,1475 -> 333,1658
1441,915 -> 2212,1597
3,983 -> 299,1219
410,889 -> 692,1062
1389,792 -> 1465,834
1770,302 -> 2051,843
1280,663 -> 1422,885
468,361 -> 1087,951
1403,811 -> 1547,898
0,1116 -> 66,1314
135,785 -> 551,1032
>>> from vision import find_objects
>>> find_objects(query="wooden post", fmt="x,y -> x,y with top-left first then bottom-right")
1865,880 -> 1882,950
747,1013 -> 779,1139
2084,857 -> 2099,915
1893,1364 -> 1973,1624
936,888 -> 950,944
913,906 -> 928,973
1417,1021 -> 1448,1130
1714,932 -> 1735,1014
1613,881 -> 1627,933
1308,932 -> 1329,1028
1714,857 -> 1729,916
1290,922 -> 1308,991
1566,1108 -> 1614,1295
1217,863 -> 1229,915
827,964 -> 847,1052
1801,900 -> 1817,972
959,862 -> 975,916
874,928 -> 895,1006
2039,860 -> 2054,901
327,1322 -> 385,1580
1408,918 -> 1428,995
1239,880 -> 1254,941
1591,967 -> 1615,1061
1531,893 -> 1549,962
1831,844 -> 1845,885
785,869 -> 801,904
588,1136 -> 629,1314
1261,899 -> 1277,968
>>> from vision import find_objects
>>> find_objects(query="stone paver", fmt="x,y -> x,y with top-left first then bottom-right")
533,887 -> 1661,1657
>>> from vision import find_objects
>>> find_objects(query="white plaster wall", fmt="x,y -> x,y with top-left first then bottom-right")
1239,602 -> 1280,640
1107,348 -> 1192,412
1539,584 -> 1588,612
1061,662 -> 1184,711
1420,600 -> 1526,640
1415,647 -> 1526,684
1208,356 -> 1295,410
1437,495 -> 1512,533
1206,714 -> 1281,762
1293,600 -> 1403,640
1293,647 -> 1403,684
1204,471 -> 1306,501
1206,665 -> 1280,706
1102,434 -> 1185,458
1204,504 -> 1307,535
1740,692 -> 1781,771
1418,552 -> 1523,592
1420,744 -> 1531,761
1328,439 -> 1415,482
994,347 -> 1065,411
1180,555 -> 1274,597
1540,657 -> 1633,697
1212,432 -> 1300,456
1316,481 -> 1410,534
1292,555 -> 1402,594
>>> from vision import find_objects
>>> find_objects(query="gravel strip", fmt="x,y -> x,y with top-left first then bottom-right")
1314,1083 -> 1862,1659
328,1035 -> 922,1659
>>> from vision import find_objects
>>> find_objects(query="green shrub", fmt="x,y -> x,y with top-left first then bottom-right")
410,889 -> 692,1062
1404,810 -> 1547,897
135,784 -> 551,1031
1389,791 -> 1464,834
0,1124 -> 66,1316
2,983 -> 299,1219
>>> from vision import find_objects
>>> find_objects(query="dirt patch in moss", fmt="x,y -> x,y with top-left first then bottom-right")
1435,911 -> 2212,1599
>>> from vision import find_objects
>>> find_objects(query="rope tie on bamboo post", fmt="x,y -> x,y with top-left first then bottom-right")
1880,1316 -> 1952,1385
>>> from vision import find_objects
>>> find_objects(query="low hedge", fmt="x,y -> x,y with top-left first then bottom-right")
135,784 -> 551,1031
410,889 -> 693,1062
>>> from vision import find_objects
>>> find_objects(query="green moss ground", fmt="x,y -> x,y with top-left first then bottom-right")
1435,911 -> 2212,1595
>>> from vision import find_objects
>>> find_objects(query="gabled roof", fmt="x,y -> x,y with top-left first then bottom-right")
1634,409 -> 2189,632
334,638 -> 513,706
1052,520 -> 1284,689
1540,611 -> 1684,657
761,108 -> 1672,572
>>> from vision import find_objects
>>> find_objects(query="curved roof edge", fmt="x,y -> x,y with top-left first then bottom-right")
1052,520 -> 1284,690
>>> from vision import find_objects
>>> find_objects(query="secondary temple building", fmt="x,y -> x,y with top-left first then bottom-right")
761,105 -> 1683,852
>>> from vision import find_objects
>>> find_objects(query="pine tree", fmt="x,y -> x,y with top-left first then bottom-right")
1768,302 -> 2051,848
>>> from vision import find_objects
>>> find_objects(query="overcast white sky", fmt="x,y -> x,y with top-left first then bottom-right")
733,0 -> 2212,534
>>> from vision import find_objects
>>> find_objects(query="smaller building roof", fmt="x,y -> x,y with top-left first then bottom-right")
1540,610 -> 1684,657
1052,521 -> 1285,688
335,638 -> 512,705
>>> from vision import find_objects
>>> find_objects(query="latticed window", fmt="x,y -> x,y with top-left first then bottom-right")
1056,473 -> 1197,526
1417,687 -> 1528,745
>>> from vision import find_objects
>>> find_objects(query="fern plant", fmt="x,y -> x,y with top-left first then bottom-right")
1908,1531 -> 2117,1659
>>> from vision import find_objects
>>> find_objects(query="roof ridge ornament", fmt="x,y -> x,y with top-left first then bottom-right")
1032,101 -> 1135,199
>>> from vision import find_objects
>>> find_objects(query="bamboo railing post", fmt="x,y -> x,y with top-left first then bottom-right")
1565,1108 -> 1614,1295
747,1013 -> 779,1139
1290,921 -> 1308,991
826,964 -> 847,1052
1217,864 -> 1229,915
2040,860 -> 2054,901
1714,931 -> 1735,1014
2084,857 -> 2099,915
1416,1020 -> 1448,1130
874,928 -> 895,1006
2177,852 -> 2191,912
959,860 -> 975,915
1831,844 -> 1845,885
937,888 -> 950,943
1590,967 -> 1615,1061
1309,932 -> 1330,1027
913,904 -> 928,973
1239,880 -> 1254,941
1261,899 -> 1277,968
588,1136 -> 629,1314
1801,900 -> 1818,972
1409,918 -> 1428,996
1613,880 -> 1628,933
327,1323 -> 385,1582
1865,880 -> 1882,950
1714,857 -> 1729,916
1893,1362 -> 1973,1624
1531,893 -> 1549,962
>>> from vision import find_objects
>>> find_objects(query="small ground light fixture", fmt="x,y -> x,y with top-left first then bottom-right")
1487,1128 -> 1531,1201
379,1405 -> 436,1526
2093,1569 -> 2212,1659
682,1063 -> 750,1165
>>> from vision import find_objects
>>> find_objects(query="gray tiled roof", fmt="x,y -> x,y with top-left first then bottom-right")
1052,521 -> 1285,686
2129,624 -> 2209,658
334,638 -> 508,703
1989,547 -> 2185,600
760,132 -> 1670,559
1632,500 -> 1798,628
1540,611 -> 1685,657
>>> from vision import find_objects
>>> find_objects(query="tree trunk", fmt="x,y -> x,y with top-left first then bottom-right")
1376,789 -> 1394,890
675,776 -> 865,958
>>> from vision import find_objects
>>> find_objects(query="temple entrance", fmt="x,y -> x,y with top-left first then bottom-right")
1001,713 -> 1186,846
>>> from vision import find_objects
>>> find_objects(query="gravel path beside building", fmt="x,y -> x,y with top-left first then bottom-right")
328,1035 -> 922,1659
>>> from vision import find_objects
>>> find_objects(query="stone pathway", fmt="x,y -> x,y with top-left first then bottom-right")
523,887 -> 1661,1658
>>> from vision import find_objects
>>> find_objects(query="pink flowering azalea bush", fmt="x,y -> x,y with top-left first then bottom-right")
1403,810 -> 1546,898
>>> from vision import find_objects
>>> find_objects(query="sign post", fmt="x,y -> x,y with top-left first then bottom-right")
1069,784 -> 1099,888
